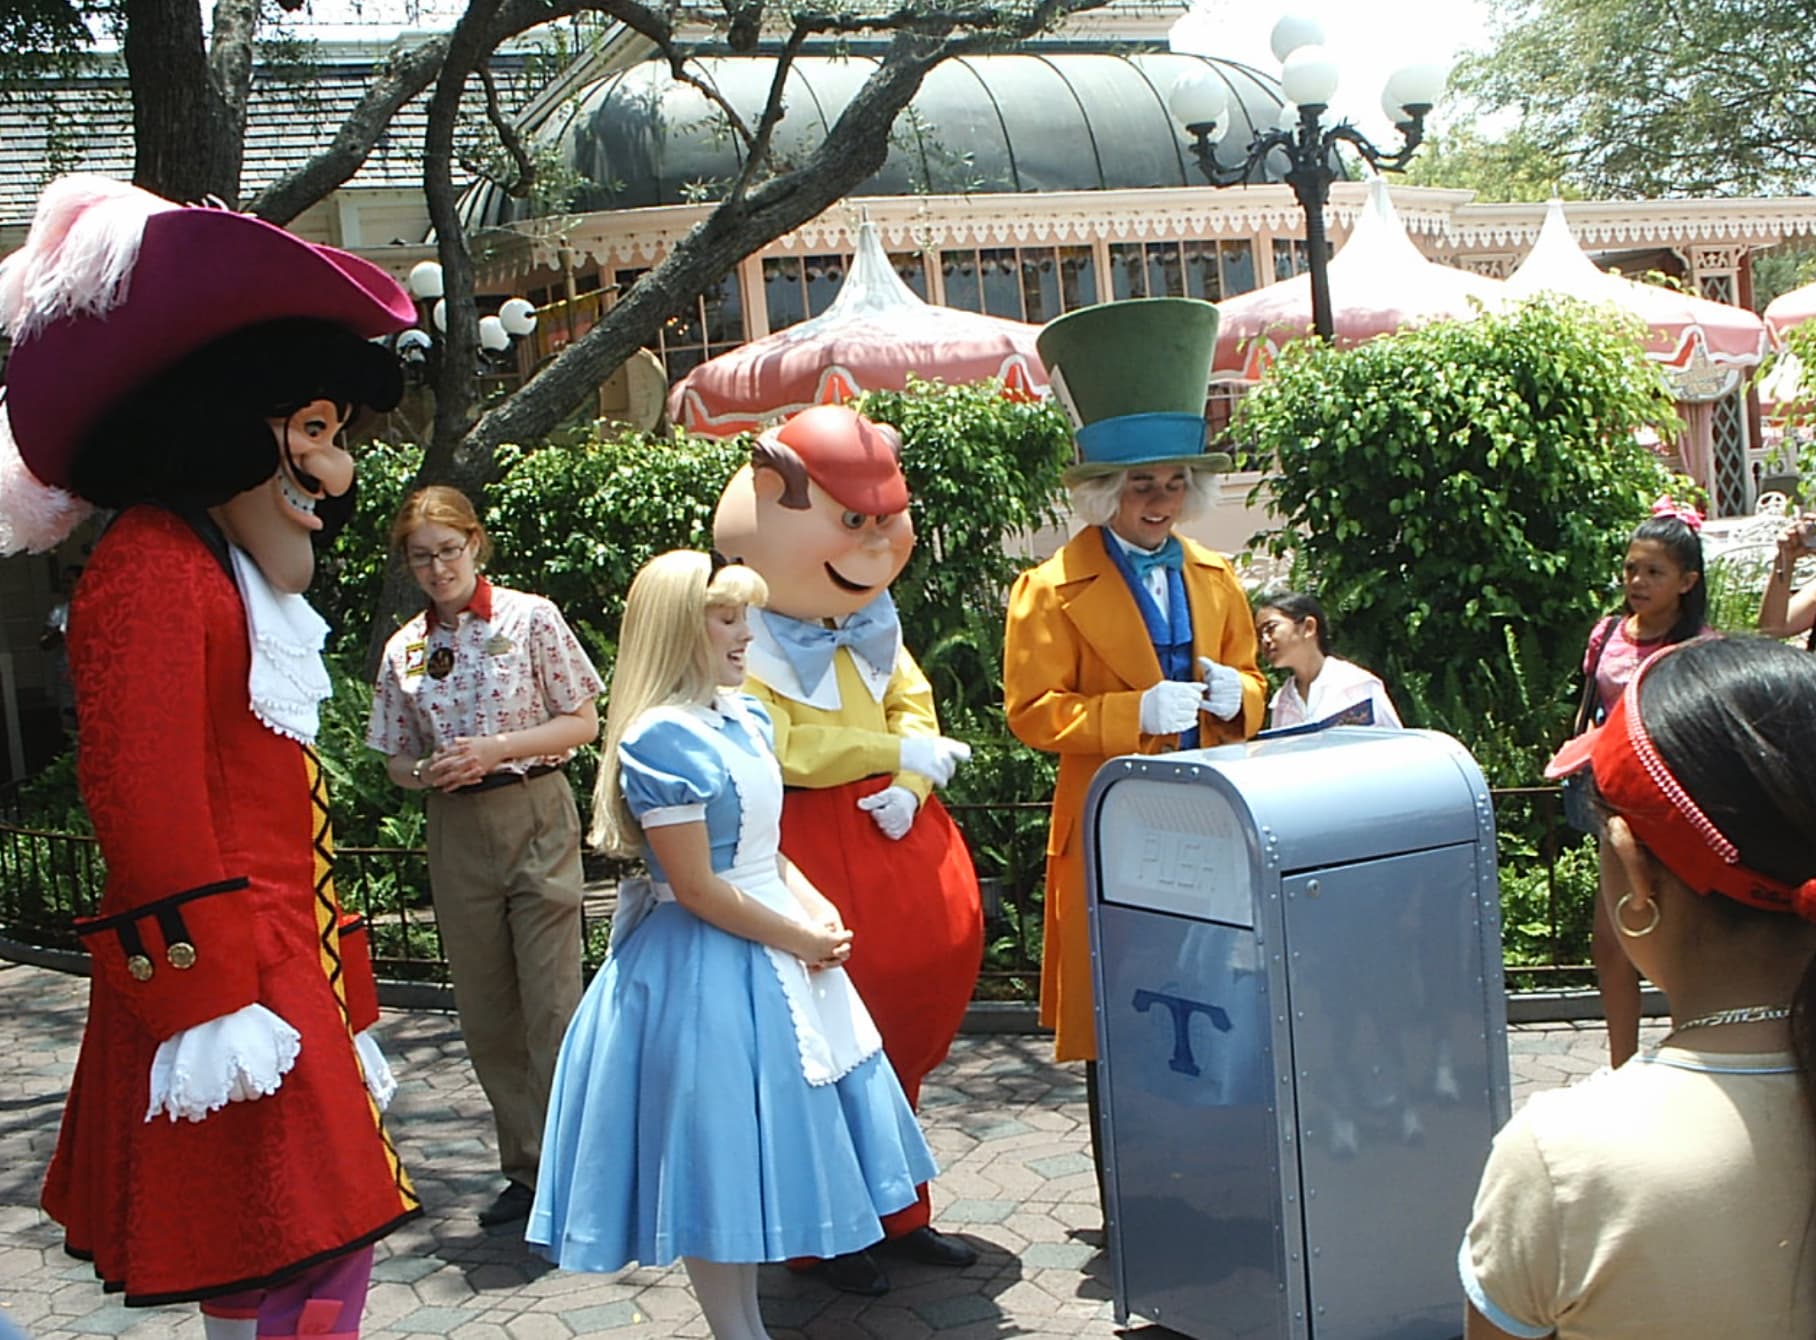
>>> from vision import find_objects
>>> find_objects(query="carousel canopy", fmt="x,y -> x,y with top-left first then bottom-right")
1211,176 -> 1505,380
1764,278 -> 1816,346
1506,201 -> 1767,386
668,219 -> 1046,436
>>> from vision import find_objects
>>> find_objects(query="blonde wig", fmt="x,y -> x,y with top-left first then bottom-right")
388,483 -> 494,566
1067,464 -> 1219,529
589,550 -> 768,855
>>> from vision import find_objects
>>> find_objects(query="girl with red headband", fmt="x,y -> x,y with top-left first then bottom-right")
1462,636 -> 1816,1338
1572,499 -> 1711,1067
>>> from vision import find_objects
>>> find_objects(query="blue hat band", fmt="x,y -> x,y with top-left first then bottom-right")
1076,412 -> 1208,468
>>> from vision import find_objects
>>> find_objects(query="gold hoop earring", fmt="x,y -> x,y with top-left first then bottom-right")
1615,893 -> 1661,938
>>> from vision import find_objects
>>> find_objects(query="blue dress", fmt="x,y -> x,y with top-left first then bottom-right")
526,694 -> 936,1270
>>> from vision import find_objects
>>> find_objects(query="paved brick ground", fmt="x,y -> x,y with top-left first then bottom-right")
0,959 -> 1664,1339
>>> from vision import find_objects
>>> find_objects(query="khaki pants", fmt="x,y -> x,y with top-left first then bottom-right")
426,769 -> 584,1189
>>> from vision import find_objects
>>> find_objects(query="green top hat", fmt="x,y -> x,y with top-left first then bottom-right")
1035,296 -> 1230,483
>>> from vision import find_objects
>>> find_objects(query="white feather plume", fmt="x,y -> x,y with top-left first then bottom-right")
0,401 -> 92,555
0,175 -> 178,343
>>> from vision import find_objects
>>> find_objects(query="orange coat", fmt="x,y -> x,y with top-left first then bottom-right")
1003,527 -> 1264,1061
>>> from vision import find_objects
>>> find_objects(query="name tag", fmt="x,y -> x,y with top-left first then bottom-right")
403,640 -> 427,678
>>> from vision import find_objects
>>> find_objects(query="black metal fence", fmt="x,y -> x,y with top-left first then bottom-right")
0,784 -> 1592,997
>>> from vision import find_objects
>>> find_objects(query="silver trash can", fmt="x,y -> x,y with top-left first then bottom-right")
1086,727 -> 1512,1339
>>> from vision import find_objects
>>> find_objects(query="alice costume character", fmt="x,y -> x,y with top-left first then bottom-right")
527,694 -> 936,1269
0,176 -> 419,1326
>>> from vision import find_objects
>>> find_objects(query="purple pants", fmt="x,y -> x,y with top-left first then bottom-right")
200,1247 -> 373,1339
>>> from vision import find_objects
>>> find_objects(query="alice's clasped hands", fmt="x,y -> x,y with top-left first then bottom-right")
1140,680 -> 1202,734
1198,658 -> 1245,721
800,919 -> 854,972
899,734 -> 971,787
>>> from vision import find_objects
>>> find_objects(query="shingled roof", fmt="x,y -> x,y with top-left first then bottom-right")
0,42 -> 537,230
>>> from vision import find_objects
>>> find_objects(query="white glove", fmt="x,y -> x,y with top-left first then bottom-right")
898,734 -> 972,787
354,1029 -> 399,1111
1140,680 -> 1203,735
1198,658 -> 1245,721
145,1003 -> 301,1124
857,785 -> 920,840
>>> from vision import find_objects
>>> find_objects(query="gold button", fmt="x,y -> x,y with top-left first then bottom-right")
166,941 -> 197,970
127,954 -> 154,982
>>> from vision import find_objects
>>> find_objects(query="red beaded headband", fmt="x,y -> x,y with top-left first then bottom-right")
1547,649 -> 1816,923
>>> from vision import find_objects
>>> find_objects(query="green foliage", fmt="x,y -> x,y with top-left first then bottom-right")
854,379 -> 1072,731
1237,297 -> 1680,784
1457,0 -> 1816,197
1403,124 -> 1577,203
1496,823 -> 1598,986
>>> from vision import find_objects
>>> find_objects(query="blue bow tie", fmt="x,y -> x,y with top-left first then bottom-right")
764,592 -> 902,693
1127,536 -> 1184,581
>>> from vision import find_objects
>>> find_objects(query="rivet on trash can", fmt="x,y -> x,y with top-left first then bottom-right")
1306,878 -> 1321,896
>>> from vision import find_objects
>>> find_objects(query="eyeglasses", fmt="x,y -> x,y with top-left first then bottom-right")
406,539 -> 470,569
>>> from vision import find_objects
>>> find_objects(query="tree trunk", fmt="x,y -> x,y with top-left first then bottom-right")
124,0 -> 253,204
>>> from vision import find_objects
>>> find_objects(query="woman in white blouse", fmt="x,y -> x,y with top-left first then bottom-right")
1254,591 -> 1402,730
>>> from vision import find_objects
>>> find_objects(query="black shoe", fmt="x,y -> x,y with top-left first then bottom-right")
818,1248 -> 890,1296
888,1225 -> 978,1268
478,1180 -> 533,1227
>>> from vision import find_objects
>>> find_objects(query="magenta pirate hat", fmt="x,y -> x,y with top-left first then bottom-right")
0,176 -> 415,551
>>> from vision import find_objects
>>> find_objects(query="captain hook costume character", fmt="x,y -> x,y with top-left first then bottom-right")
712,405 -> 984,1294
0,176 -> 421,1338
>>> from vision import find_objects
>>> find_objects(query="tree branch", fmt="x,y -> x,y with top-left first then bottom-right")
476,56 -> 536,195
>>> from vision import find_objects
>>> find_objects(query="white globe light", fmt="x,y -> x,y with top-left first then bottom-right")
1281,45 -> 1340,107
395,328 -> 432,355
499,297 -> 538,337
1168,67 -> 1230,131
1382,62 -> 1448,120
1203,115 -> 1232,145
431,299 -> 448,332
408,260 -> 444,299
478,315 -> 510,352
1269,12 -> 1326,64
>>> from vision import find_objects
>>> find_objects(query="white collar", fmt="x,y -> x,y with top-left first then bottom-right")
228,545 -> 332,745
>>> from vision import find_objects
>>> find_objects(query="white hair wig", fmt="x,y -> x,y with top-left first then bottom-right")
1066,464 -> 1221,528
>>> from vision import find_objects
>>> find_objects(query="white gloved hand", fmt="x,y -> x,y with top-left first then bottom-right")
146,1003 -> 302,1124
1198,658 -> 1245,721
898,734 -> 972,787
353,1029 -> 399,1111
1140,679 -> 1203,735
857,785 -> 920,840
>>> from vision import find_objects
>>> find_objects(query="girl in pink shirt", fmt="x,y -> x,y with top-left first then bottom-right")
1579,502 -> 1709,1067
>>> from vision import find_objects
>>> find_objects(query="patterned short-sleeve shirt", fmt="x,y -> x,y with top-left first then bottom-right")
365,577 -> 604,770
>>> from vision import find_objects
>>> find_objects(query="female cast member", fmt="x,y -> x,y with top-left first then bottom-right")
1572,501 -> 1708,1068
1461,636 -> 1816,1338
528,551 -> 934,1340
366,485 -> 602,1227
1253,591 -> 1402,729
1755,510 -> 1816,645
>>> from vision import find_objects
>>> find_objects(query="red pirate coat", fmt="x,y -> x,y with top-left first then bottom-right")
40,506 -> 418,1306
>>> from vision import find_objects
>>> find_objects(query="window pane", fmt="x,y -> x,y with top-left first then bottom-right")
980,248 -> 1022,319
805,253 -> 845,318
1147,241 -> 1185,299
1059,246 -> 1098,310
943,249 -> 983,311
1019,248 -> 1062,324
1185,242 -> 1220,302
1220,240 -> 1257,296
1273,238 -> 1302,281
764,256 -> 807,331
703,271 -> 743,345
1109,243 -> 1145,300
663,345 -> 704,382
891,251 -> 929,300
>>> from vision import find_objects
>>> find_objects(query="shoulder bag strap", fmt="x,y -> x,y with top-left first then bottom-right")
1572,616 -> 1618,736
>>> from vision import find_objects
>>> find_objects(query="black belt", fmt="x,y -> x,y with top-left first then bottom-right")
455,763 -> 562,796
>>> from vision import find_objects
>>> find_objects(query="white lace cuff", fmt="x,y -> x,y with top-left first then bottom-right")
353,1029 -> 398,1111
145,1003 -> 302,1123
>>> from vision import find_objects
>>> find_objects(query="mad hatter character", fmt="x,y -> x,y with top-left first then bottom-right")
1002,297 -> 1266,1202
0,176 -> 420,1338
713,404 -> 982,1294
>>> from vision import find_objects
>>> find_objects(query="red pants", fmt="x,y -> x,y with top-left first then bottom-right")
781,776 -> 983,1236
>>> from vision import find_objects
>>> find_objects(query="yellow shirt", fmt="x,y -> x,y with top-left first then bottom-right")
743,647 -> 939,802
